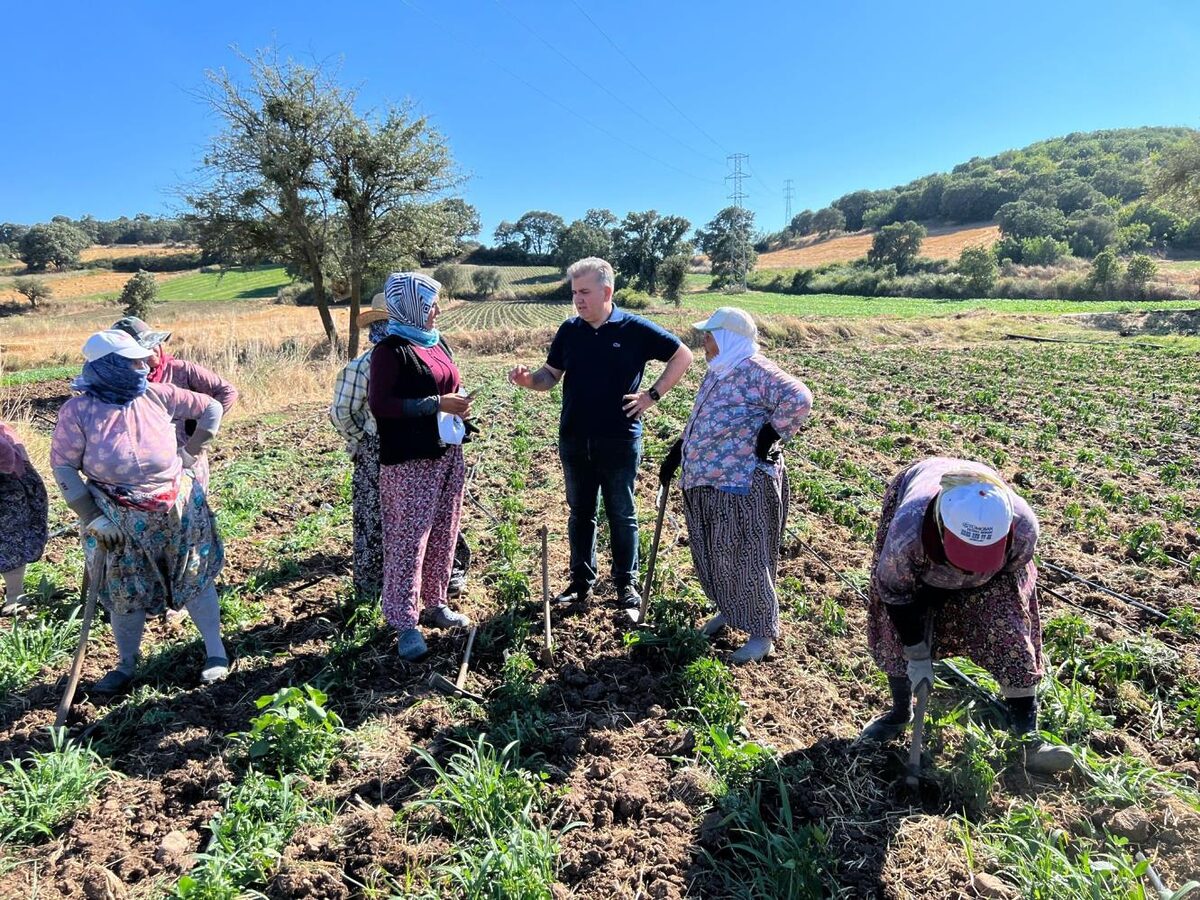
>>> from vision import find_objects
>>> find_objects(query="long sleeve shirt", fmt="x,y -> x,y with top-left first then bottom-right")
51,383 -> 220,512
874,457 -> 1040,608
0,421 -> 31,476
329,349 -> 376,457
161,357 -> 238,445
681,354 -> 813,494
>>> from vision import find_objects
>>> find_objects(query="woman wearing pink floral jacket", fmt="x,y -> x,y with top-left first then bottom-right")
661,307 -> 812,664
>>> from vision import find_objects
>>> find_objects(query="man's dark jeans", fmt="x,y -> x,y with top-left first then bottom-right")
559,435 -> 641,589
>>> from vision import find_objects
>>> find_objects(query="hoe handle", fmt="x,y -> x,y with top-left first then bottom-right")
55,550 -> 104,729
455,626 -> 478,690
540,526 -> 552,654
638,479 -> 670,624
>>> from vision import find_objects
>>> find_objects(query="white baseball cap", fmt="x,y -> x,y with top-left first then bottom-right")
82,329 -> 153,363
937,481 -> 1014,574
692,306 -> 757,340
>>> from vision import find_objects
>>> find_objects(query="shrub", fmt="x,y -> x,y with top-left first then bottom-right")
957,245 -> 997,295
12,275 -> 53,309
1124,253 -> 1157,295
1020,236 -> 1069,265
660,254 -> 689,304
432,263 -> 471,298
613,286 -> 650,309
119,269 -> 159,318
228,684 -> 345,778
1089,250 -> 1123,294
0,728 -> 109,845
472,266 -> 503,296
275,282 -> 314,306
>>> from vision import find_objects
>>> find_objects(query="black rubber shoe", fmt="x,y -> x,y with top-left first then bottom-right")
553,582 -> 593,605
616,584 -> 641,610
93,669 -> 134,694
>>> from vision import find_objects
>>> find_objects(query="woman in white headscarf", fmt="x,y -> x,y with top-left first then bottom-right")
661,307 -> 813,663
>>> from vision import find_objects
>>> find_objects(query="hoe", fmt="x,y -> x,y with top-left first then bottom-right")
539,525 -> 554,666
55,548 -> 105,728
631,470 -> 673,626
428,625 -> 485,703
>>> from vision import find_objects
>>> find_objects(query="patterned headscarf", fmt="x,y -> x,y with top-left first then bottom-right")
367,321 -> 389,345
71,353 -> 150,406
384,272 -> 441,348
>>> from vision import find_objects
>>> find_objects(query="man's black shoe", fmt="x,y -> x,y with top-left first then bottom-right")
616,583 -> 642,610
553,582 -> 593,605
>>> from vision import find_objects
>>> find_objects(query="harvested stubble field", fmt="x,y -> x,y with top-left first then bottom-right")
759,224 -> 1002,270
1,310 -> 1199,899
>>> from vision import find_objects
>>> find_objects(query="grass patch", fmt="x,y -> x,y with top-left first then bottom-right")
174,772 -> 330,899
0,364 -> 76,386
0,728 -> 110,845
0,608 -> 82,700
156,265 -> 294,301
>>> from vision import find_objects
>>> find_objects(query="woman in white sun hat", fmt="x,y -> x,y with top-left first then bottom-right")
50,329 -> 229,693
857,457 -> 1073,774
660,306 -> 812,664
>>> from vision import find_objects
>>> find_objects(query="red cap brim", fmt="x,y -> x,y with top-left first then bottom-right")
942,528 -> 1006,574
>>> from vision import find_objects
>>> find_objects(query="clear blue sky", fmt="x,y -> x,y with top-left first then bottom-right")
4,0 -> 1199,239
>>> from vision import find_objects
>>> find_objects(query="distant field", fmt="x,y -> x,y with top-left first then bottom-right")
759,222 -> 1000,269
682,289 -> 1200,318
79,244 -> 198,262
439,298 -> 570,330
156,265 -> 294,301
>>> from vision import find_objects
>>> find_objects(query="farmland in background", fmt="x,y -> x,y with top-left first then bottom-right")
1,294 -> 1198,896
759,223 -> 1002,269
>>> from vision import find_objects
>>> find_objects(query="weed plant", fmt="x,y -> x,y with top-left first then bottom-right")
1039,676 -> 1112,743
675,657 -> 743,730
694,724 -> 776,796
229,684 -> 346,778
174,772 -> 330,899
0,729 -> 109,845
623,589 -> 707,667
487,653 -> 552,761
700,772 -> 836,899
0,607 -> 81,700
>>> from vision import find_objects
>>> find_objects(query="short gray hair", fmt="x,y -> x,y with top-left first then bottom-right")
566,257 -> 614,288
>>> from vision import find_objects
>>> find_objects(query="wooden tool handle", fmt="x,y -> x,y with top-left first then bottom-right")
455,626 -> 478,690
55,551 -> 103,729
540,526 -> 552,652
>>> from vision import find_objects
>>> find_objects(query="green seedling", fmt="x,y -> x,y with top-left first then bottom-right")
228,683 -> 346,778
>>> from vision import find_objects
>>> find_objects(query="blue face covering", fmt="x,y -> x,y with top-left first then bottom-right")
368,321 -> 388,345
73,354 -> 149,405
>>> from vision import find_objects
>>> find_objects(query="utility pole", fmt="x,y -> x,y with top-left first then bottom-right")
726,153 -> 749,292
783,178 -> 794,227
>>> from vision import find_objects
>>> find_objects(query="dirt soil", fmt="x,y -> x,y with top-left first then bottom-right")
1,339 -> 1197,898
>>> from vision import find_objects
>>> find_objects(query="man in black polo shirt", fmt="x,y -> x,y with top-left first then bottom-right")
508,257 -> 693,609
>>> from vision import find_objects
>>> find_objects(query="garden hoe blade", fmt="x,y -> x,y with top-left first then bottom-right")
539,526 -> 553,666
630,478 -> 670,626
429,625 -> 485,703
904,680 -> 931,789
55,548 -> 105,729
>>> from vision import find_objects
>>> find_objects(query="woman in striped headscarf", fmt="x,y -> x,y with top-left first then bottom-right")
368,272 -> 473,661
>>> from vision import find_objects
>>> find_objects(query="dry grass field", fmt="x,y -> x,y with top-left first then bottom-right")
77,245 -> 197,262
760,223 -> 1002,269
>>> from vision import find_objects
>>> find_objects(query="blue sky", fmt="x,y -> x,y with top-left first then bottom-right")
4,0 -> 1199,239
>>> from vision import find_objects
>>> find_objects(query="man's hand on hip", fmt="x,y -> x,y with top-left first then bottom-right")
622,391 -> 654,419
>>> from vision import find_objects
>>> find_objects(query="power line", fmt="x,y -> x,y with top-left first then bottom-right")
495,0 -> 722,166
397,0 -> 718,187
568,0 -> 729,156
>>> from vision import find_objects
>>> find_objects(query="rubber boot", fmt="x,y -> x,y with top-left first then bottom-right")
857,676 -> 914,743
1007,695 -> 1074,774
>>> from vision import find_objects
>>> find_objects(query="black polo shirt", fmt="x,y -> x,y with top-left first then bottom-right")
546,306 -> 682,439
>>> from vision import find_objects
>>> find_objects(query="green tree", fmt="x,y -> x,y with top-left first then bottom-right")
18,222 -> 90,271
995,200 -> 1068,241
1089,249 -> 1123,295
583,208 -> 617,230
612,210 -> 691,295
1068,211 -> 1118,258
186,49 -> 353,350
811,207 -> 846,236
1124,254 -> 1157,296
1020,236 -> 1069,265
472,267 -> 502,296
119,270 -> 159,318
325,103 -> 458,355
554,219 -> 613,271
695,206 -> 757,288
12,276 -> 53,309
957,245 -> 997,295
510,210 -> 565,256
432,263 -> 471,299
789,209 -> 815,236
867,220 -> 926,274
659,254 -> 689,306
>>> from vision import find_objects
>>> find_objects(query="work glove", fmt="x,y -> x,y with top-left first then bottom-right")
755,422 -> 782,463
85,514 -> 123,551
659,438 -> 683,485
902,641 -> 934,693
